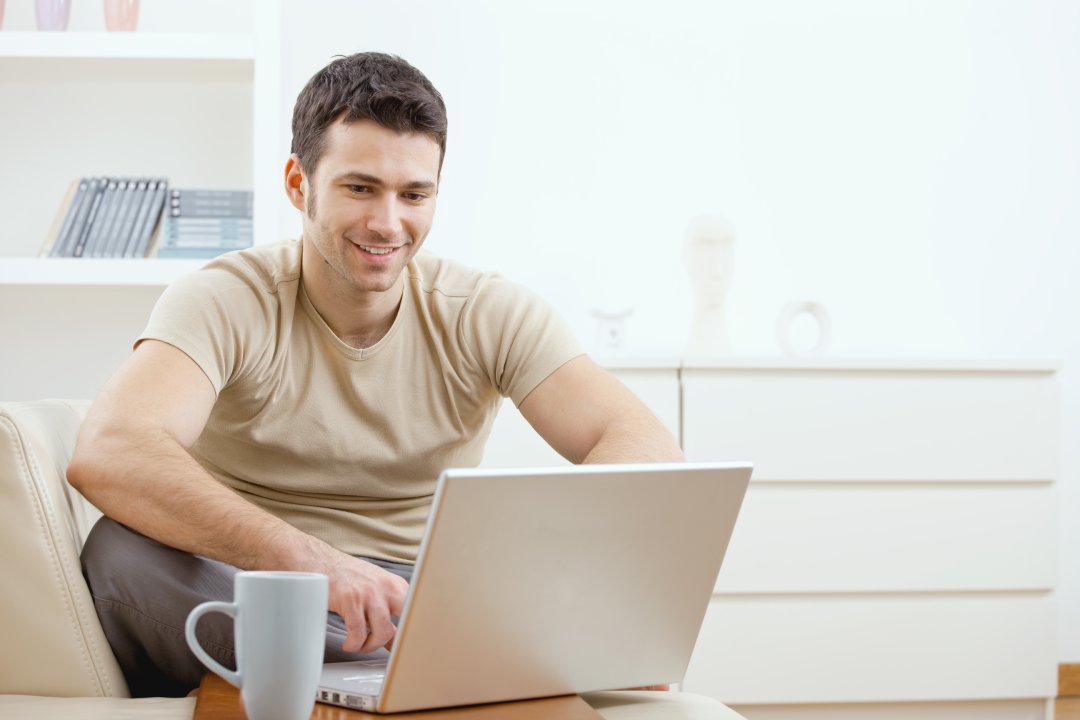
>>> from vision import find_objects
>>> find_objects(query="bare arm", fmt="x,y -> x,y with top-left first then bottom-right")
68,340 -> 406,654
517,355 -> 684,466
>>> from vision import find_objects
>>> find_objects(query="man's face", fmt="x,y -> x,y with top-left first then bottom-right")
297,118 -> 440,296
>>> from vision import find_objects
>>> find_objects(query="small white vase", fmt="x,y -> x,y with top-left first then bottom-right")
684,215 -> 735,356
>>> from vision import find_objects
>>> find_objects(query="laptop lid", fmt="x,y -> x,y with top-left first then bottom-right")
371,461 -> 752,713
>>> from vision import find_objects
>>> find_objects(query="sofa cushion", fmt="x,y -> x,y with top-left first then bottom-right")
0,400 -> 129,697
0,695 -> 194,719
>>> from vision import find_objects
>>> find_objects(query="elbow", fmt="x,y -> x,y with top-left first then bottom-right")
66,438 -> 104,496
66,423 -> 126,498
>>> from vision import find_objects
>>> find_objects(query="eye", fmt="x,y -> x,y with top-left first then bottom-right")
347,184 -> 371,194
403,192 -> 428,203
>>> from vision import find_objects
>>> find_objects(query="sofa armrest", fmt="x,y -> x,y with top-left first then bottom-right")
0,400 -> 129,698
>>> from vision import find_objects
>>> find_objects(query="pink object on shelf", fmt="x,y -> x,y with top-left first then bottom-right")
0,0 -> 6,31
35,0 -> 71,31
104,0 -> 139,32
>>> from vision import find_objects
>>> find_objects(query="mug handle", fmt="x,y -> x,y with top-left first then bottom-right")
185,601 -> 241,688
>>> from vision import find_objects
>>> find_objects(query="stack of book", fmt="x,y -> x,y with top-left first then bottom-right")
157,189 -> 254,259
44,176 -> 168,258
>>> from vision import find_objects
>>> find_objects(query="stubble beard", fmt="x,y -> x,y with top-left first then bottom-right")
305,187 -> 411,295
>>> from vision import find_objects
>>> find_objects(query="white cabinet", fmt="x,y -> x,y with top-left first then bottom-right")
680,360 -> 1058,720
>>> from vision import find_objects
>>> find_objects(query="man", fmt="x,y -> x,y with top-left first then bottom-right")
71,52 -> 682,697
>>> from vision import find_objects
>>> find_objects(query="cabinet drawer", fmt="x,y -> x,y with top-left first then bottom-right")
729,699 -> 1049,720
682,369 -> 1056,482
684,592 -> 1056,704
717,483 -> 1055,593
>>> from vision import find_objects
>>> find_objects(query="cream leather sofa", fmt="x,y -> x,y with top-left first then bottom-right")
0,400 -> 744,720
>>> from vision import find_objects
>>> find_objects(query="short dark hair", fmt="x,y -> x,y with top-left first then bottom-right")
291,52 -> 447,177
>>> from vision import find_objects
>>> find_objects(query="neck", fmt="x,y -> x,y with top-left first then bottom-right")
302,257 -> 405,351
336,282 -> 403,349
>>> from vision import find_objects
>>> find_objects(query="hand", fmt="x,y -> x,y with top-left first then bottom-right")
326,555 -> 410,655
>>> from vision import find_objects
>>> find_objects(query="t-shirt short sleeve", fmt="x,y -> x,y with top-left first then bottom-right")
136,266 -> 272,394
459,275 -> 584,407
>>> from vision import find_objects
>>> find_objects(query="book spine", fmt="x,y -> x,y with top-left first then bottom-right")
98,179 -> 129,258
170,189 -> 253,201
49,178 -> 89,257
86,178 -> 121,258
101,179 -> 137,258
166,226 -> 254,237
128,178 -> 168,258
170,204 -> 253,218
161,238 -> 252,249
113,178 -> 149,258
103,179 -> 137,257
168,217 -> 254,227
121,179 -> 156,259
71,178 -> 107,258
170,189 -> 253,218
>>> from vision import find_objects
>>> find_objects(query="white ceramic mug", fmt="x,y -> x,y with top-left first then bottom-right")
185,571 -> 328,720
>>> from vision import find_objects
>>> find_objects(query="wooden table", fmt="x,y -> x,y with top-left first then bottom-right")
193,672 -> 603,720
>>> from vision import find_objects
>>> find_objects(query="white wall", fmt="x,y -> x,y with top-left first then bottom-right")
2,0 -> 1078,661
0,286 -> 161,400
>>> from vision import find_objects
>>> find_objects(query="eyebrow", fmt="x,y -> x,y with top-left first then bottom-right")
334,172 -> 437,192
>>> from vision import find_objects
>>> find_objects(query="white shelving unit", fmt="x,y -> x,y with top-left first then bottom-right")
0,258 -> 209,286
0,0 -> 281,287
0,32 -> 254,60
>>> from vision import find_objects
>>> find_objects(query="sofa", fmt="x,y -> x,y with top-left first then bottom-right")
0,399 -> 745,720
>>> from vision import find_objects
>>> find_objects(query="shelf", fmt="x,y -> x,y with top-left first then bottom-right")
0,258 -> 212,286
0,32 -> 254,60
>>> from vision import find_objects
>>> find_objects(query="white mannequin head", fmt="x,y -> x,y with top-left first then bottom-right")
683,214 -> 735,310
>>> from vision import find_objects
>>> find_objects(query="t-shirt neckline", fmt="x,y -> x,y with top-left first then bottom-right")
297,269 -> 413,361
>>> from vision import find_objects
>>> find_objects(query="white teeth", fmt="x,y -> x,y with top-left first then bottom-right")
360,245 -> 395,255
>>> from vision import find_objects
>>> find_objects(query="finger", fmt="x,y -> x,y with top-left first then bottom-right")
341,611 -> 370,654
387,578 -> 409,619
359,605 -> 396,655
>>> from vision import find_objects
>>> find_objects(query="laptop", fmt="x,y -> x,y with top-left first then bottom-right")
317,461 -> 752,713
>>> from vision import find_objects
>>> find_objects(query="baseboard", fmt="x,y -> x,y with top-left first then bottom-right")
1061,664 -> 1080,697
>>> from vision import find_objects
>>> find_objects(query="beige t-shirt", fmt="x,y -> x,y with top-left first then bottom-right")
138,240 -> 583,563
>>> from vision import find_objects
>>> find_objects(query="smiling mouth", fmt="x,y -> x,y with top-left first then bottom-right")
358,245 -> 399,255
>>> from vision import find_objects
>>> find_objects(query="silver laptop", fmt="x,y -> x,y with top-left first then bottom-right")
317,461 -> 752,713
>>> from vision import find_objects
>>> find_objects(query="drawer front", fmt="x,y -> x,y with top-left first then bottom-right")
717,483 -> 1055,593
682,369 -> 1056,481
730,699 -> 1049,720
684,593 -> 1057,704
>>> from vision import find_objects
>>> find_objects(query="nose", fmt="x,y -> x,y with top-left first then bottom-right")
366,195 -> 403,240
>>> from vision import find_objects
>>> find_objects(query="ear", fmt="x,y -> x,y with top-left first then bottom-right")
284,154 -> 307,213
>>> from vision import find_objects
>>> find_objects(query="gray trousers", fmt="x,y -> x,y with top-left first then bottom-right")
81,517 -> 414,698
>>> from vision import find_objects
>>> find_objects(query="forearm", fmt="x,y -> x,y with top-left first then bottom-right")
68,424 -> 344,574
